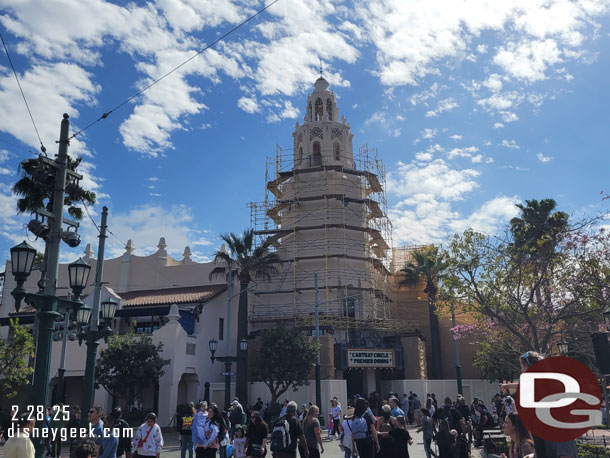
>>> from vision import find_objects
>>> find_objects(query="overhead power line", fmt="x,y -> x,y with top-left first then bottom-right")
68,0 -> 281,141
0,30 -> 47,155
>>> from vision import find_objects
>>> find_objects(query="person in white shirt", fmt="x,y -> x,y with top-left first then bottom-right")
330,398 -> 342,440
131,413 -> 163,458
4,413 -> 36,458
340,408 -> 355,458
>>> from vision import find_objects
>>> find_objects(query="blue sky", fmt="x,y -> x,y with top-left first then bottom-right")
0,0 -> 609,264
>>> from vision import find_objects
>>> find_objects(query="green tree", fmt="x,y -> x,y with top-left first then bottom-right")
251,324 -> 319,405
0,318 -> 34,399
95,333 -> 169,405
401,246 -> 447,379
13,156 -> 96,220
442,200 -> 604,375
209,229 -> 280,405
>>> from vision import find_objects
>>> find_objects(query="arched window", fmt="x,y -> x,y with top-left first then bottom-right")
334,142 -> 340,161
312,141 -> 321,166
298,146 -> 303,165
326,99 -> 333,121
307,102 -> 312,121
315,98 -> 323,121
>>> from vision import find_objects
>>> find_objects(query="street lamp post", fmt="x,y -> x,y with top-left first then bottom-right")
79,297 -> 117,425
10,242 -> 91,458
209,337 -> 248,411
54,306 -> 77,404
79,206 -> 113,424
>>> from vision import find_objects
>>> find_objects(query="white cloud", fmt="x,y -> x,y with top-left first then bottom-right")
486,157 -> 495,164
425,98 -> 458,117
501,139 -> 520,149
493,122 -> 504,129
494,39 -> 563,82
447,146 -> 478,159
449,134 -> 462,141
237,96 -> 260,114
415,152 -> 434,161
387,157 -> 517,245
387,159 -> 480,201
500,111 -> 519,123
449,196 -> 520,235
471,154 -> 483,163
391,128 -> 402,137
537,152 -> 553,162
102,203 -> 213,260
483,74 -> 503,92
148,177 -> 159,182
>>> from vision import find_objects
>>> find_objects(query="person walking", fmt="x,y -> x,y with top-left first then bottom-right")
350,398 -> 380,458
220,411 -> 231,458
245,411 -> 268,458
67,406 -> 82,453
178,405 -> 195,458
375,405 -> 395,458
99,414 -> 119,458
270,401 -> 308,458
390,398 -> 405,418
113,407 -> 132,458
193,404 -> 224,458
303,406 -> 324,458
3,413 -> 35,458
132,413 -> 164,458
88,405 -> 105,455
389,416 -> 412,458
340,408 -> 355,458
412,395 -> 422,426
500,413 -> 534,458
232,426 -> 247,458
435,419 -> 455,458
229,401 -> 244,440
417,409 -> 435,458
330,399 -> 342,440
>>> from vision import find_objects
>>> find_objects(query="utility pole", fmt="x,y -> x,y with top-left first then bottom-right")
451,303 -> 463,395
226,269 -> 232,349
30,114 -> 70,458
314,273 -> 323,426
81,206 -> 109,424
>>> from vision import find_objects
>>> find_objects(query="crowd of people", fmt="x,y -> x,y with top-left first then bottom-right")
0,350 -> 585,458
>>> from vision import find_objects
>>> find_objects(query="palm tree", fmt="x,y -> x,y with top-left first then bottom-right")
401,246 -> 447,379
209,229 -> 280,405
13,156 -> 96,219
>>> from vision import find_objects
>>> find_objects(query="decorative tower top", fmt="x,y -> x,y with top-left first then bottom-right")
293,78 -> 354,169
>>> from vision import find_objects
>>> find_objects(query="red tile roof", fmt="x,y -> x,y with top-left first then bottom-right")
120,284 -> 227,307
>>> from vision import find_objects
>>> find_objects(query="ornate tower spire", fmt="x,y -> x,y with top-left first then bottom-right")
292,78 -> 354,170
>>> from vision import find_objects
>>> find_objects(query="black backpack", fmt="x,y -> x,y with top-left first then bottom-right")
270,417 -> 292,452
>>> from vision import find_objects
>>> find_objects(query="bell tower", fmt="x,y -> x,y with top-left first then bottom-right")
293,77 -> 354,169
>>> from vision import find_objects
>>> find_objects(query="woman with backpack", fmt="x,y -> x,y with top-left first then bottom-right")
131,413 -> 164,458
245,411 -> 268,458
340,408 -> 355,458
350,398 -> 380,458
375,405 -> 394,458
302,406 -> 324,458
193,404 -> 224,458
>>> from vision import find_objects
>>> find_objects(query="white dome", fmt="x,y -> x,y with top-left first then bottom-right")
314,77 -> 330,92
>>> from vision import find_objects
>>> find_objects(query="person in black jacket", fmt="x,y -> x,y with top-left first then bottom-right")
177,406 -> 195,458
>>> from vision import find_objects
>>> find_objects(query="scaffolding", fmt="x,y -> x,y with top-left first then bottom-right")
247,144 -> 414,333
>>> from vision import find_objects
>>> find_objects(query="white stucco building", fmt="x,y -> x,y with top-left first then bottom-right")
1,238 -> 240,426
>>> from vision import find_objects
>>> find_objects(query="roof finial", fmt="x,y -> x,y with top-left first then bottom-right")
319,58 -> 323,77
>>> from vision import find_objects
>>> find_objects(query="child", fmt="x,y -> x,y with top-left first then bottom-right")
232,426 -> 246,458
